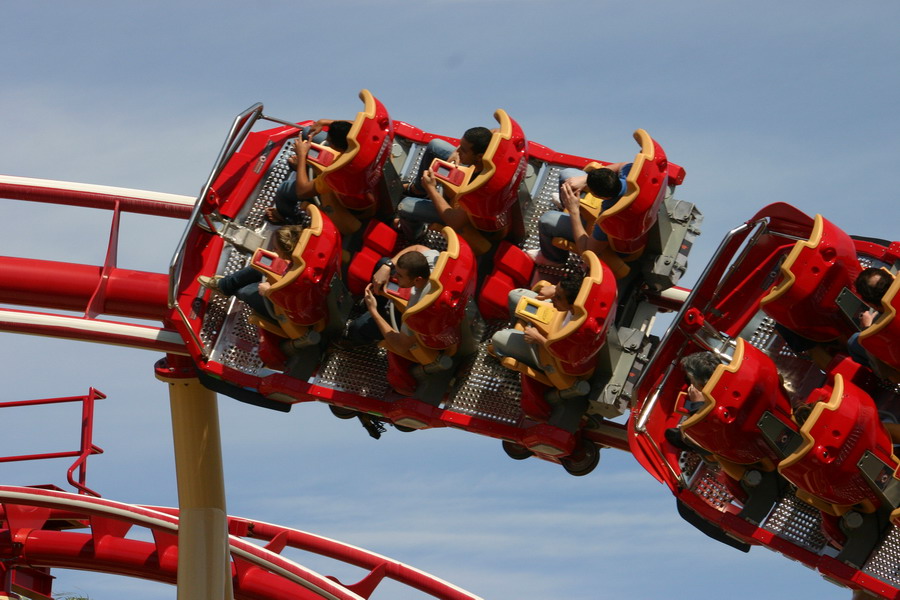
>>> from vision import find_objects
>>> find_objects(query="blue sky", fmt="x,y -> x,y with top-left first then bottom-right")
3,1 -> 899,598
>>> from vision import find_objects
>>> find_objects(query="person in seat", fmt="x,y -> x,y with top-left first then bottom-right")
267,120 -> 352,224
489,272 -> 584,372
664,351 -> 720,452
681,351 -> 719,412
198,225 -> 305,321
529,163 -> 631,266
341,245 -> 440,349
848,267 -> 900,386
849,268 -> 894,364
396,127 -> 492,241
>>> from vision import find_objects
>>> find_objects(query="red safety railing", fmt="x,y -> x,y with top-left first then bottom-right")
0,388 -> 105,497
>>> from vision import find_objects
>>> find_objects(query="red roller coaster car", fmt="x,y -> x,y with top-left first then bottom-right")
164,89 -> 697,476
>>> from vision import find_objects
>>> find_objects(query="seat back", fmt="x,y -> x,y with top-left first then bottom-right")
443,109 -> 528,232
778,373 -> 893,507
402,228 -> 477,353
760,214 -> 862,342
477,241 -> 534,320
318,89 -> 394,211
540,251 -> 617,378
860,272 -> 900,369
260,205 -> 342,328
346,219 -> 399,296
680,338 -> 794,466
593,129 -> 669,254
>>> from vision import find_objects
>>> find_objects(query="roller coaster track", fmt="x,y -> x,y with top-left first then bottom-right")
0,486 -> 482,600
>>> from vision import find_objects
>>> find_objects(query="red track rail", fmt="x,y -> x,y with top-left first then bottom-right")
0,175 -> 194,219
0,176 -> 187,351
0,486 -> 483,600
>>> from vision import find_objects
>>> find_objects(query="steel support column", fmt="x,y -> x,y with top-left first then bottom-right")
156,355 -> 233,600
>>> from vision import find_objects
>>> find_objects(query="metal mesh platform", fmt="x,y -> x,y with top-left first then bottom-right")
311,345 -> 392,398
688,463 -> 737,512
520,163 -> 563,252
444,321 -> 524,424
201,247 -> 266,376
212,306 -> 266,375
761,491 -> 828,553
245,141 -> 296,228
311,311 -> 527,424
864,526 -> 900,587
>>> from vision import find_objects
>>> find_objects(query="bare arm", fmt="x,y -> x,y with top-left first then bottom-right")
566,175 -> 588,195
561,181 -> 603,255
364,284 -> 416,352
535,284 -> 556,301
421,170 -> 469,230
307,118 -> 335,139
292,139 -> 318,199
523,325 -> 547,347
860,309 -> 877,328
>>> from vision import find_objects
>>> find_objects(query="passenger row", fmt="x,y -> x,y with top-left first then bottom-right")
258,90 -> 674,267
197,89 -> 678,418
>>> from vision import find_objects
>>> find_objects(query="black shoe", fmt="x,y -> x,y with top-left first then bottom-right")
665,427 -> 697,452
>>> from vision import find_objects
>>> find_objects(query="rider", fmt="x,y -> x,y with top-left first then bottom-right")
341,245 -> 440,349
267,120 -> 352,224
198,225 -> 305,321
529,162 -> 631,266
489,273 -> 584,372
395,127 -> 492,241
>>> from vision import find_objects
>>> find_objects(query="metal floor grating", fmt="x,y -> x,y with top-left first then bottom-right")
202,248 -> 267,375
400,143 -> 427,185
444,321 -> 525,425
761,491 -> 828,553
312,316 -> 526,424
243,142 -> 296,229
521,164 -> 562,252
312,345 -> 392,399
688,464 -> 736,511
200,246 -> 256,355
863,525 -> 900,588
212,305 -> 266,375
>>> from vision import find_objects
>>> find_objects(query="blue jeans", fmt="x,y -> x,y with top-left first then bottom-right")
219,266 -> 275,321
848,332 -> 872,367
408,138 -> 456,190
537,168 -> 614,263
273,126 -> 329,223
490,289 -> 543,370
397,139 -> 457,239
397,196 -> 442,240
345,296 -> 391,344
